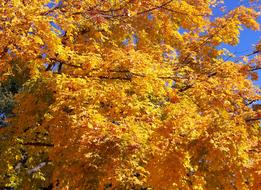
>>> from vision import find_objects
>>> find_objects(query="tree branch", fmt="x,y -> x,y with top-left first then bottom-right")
179,84 -> 193,92
49,58 -> 82,69
14,151 -> 28,171
27,161 -> 50,175
235,50 -> 260,63
249,66 -> 261,72
161,7 -> 208,17
245,50 -> 260,57
245,117 -> 261,122
99,0 -> 174,18
45,63 -> 53,71
245,99 -> 257,106
58,62 -> 63,74
98,0 -> 133,13
20,142 -> 54,147
137,0 -> 174,15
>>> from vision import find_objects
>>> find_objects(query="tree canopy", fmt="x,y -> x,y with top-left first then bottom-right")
0,0 -> 260,189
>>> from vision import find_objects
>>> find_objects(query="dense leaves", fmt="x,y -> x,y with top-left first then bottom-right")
0,0 -> 260,189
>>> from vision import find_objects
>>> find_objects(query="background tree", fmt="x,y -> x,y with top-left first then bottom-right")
0,0 -> 260,189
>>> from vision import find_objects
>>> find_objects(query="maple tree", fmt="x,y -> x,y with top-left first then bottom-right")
0,0 -> 260,189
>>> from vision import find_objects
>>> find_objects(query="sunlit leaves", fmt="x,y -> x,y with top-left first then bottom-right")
0,0 -> 260,189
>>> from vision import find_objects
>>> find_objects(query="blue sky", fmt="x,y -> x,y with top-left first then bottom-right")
215,1 -> 261,88
45,0 -> 260,87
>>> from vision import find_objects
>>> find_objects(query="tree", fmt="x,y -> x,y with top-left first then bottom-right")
0,0 -> 260,189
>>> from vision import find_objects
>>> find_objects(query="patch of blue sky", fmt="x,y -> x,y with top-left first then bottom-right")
212,1 -> 261,89
43,63 -> 49,68
56,0 -> 63,7
162,52 -> 168,59
50,21 -> 66,36
45,0 -> 63,9
178,27 -> 188,34
162,49 -> 176,62
42,53 -> 47,59
0,113 -> 6,118
147,13 -> 153,21
45,0 -> 56,9
49,12 -> 59,18
51,63 -> 60,72
132,34 -> 138,44
43,62 -> 60,73
6,48 -> 16,57
165,81 -> 176,89
122,34 -> 138,46
122,38 -> 129,45
214,0 -> 261,108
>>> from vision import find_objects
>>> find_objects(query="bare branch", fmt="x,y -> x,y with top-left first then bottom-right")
235,50 -> 260,63
137,0 -> 174,15
99,0 -> 174,18
179,84 -> 193,92
20,142 -> 54,147
49,58 -> 82,69
27,161 -> 49,175
245,100 -> 257,106
161,7 -> 208,17
249,66 -> 261,72
245,117 -> 261,122
45,63 -> 53,71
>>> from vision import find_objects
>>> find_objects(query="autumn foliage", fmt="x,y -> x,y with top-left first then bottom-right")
0,0 -> 260,189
